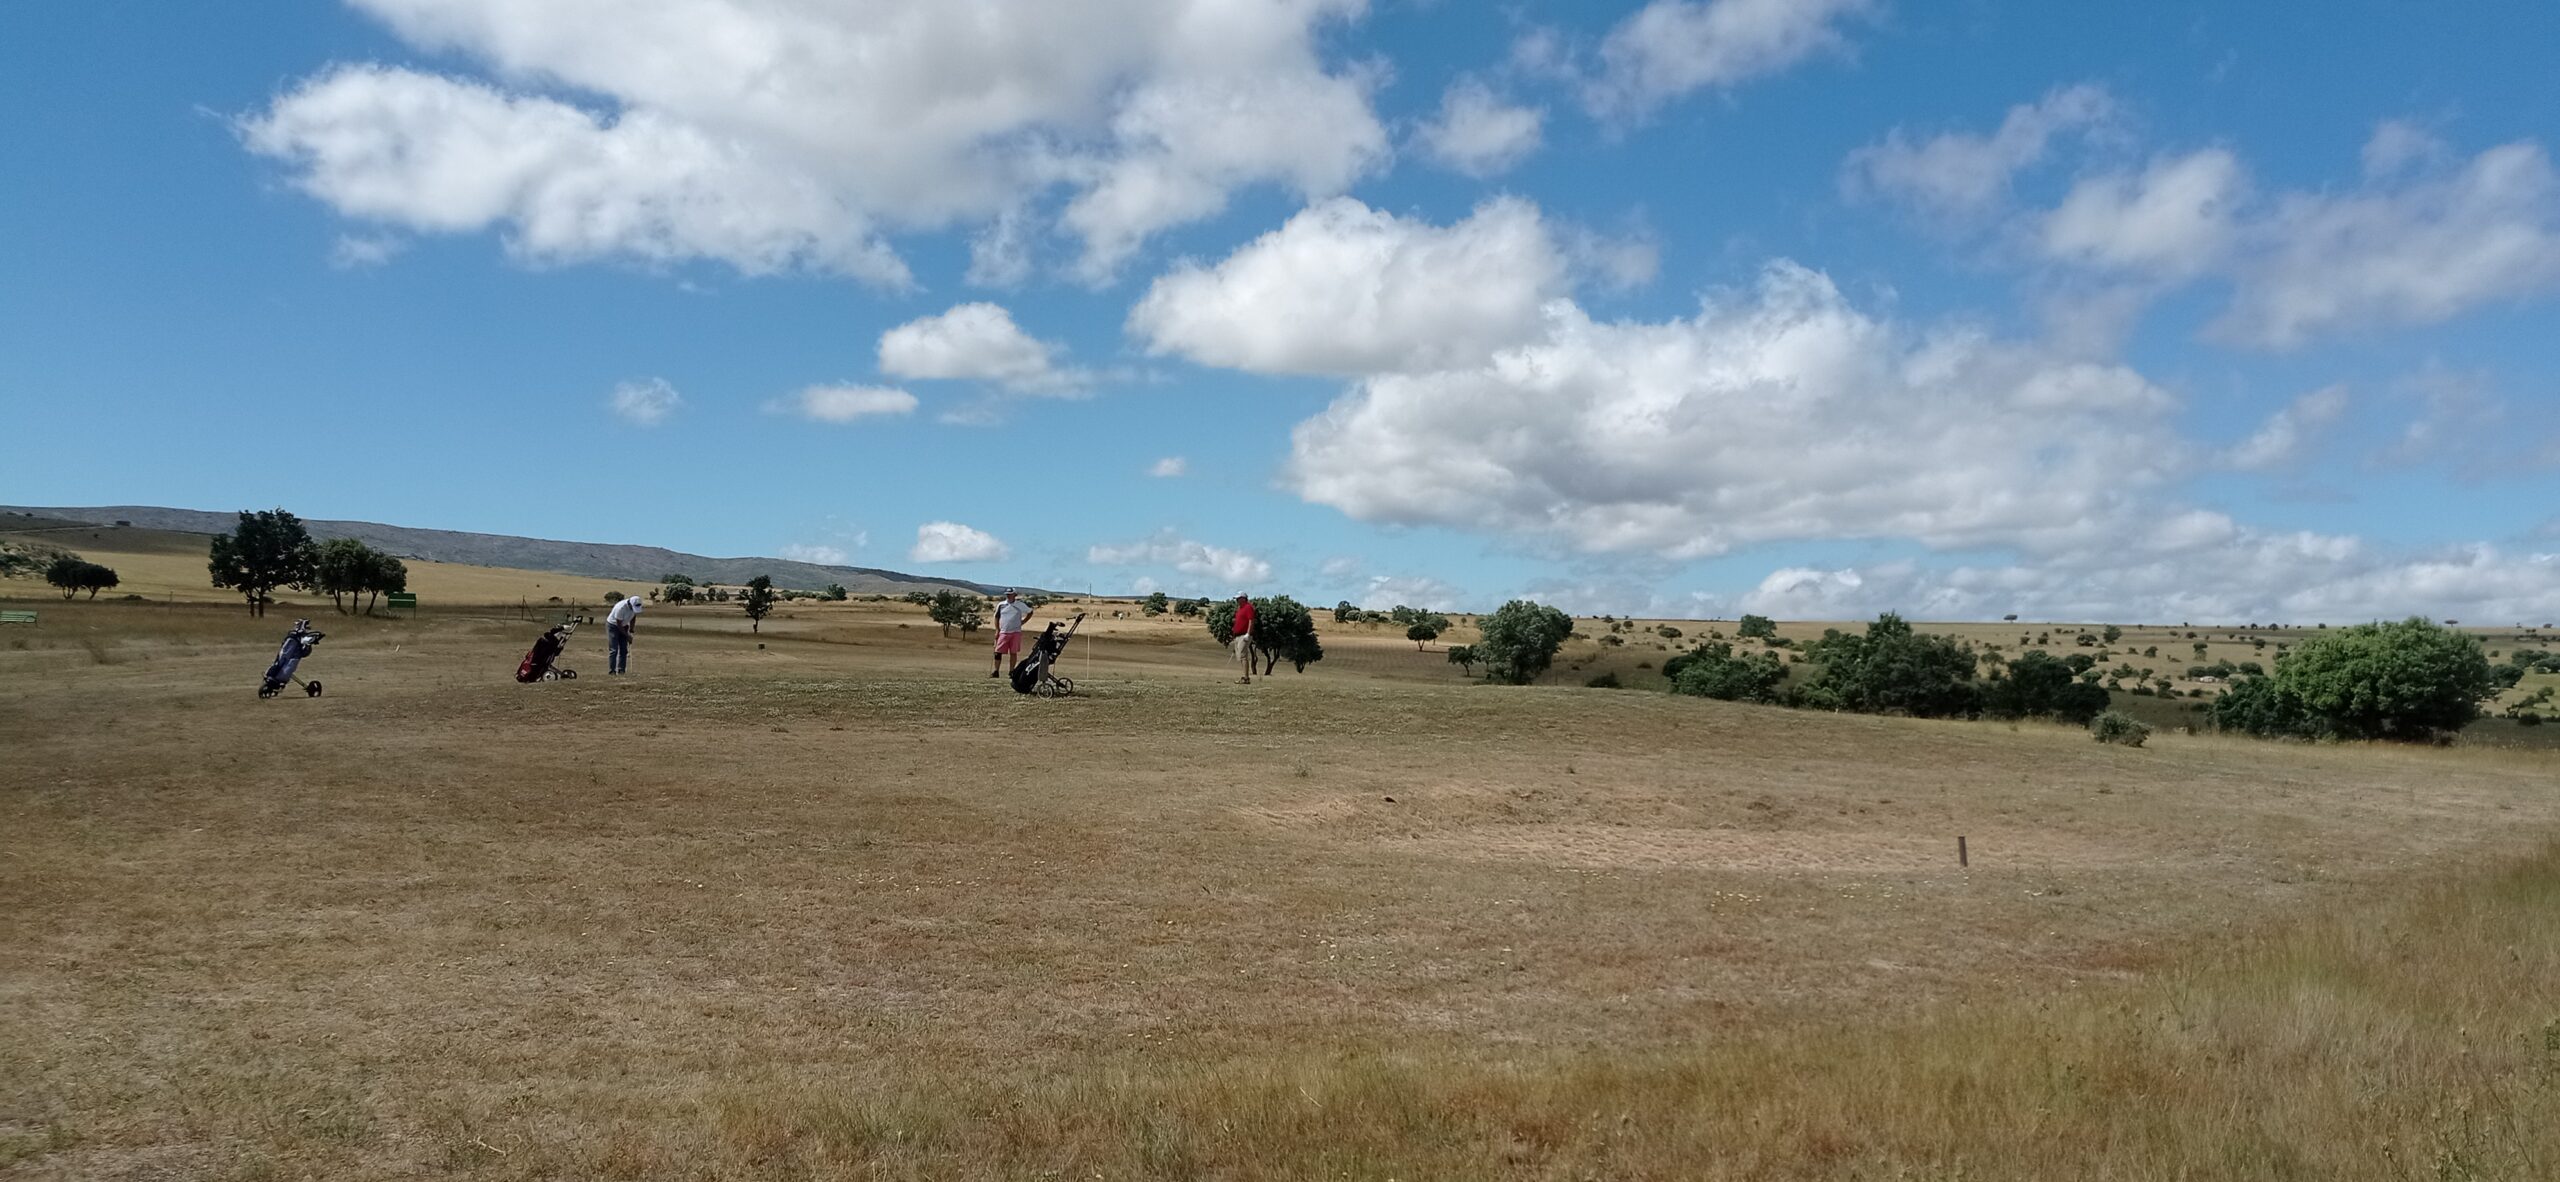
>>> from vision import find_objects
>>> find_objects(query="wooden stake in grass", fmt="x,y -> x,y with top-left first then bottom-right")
1958,836 -> 1969,867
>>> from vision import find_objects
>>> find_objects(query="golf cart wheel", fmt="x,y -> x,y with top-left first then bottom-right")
1051,677 -> 1075,696
306,681 -> 324,698
559,669 -> 576,680
541,669 -> 561,682
258,685 -> 278,700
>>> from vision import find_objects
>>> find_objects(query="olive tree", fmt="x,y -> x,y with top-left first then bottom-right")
208,508 -> 316,617
1474,599 -> 1573,685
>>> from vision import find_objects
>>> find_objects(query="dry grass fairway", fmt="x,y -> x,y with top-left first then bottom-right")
5,597 -> 2559,1179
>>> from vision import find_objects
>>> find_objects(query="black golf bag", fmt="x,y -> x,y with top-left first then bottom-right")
1008,613 -> 1086,696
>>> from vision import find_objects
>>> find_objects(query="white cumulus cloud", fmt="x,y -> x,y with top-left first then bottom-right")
2215,139 -> 2560,347
879,303 -> 1080,394
1131,196 -> 1571,376
910,521 -> 1009,563
2224,384 -> 2349,471
241,0 -> 1388,282
2039,149 -> 2247,279
775,384 -> 918,423
1088,534 -> 1272,585
1286,260 -> 2180,561
609,377 -> 681,425
1586,0 -> 1874,119
1415,79 -> 1543,178
1844,84 -> 2117,224
1148,456 -> 1188,478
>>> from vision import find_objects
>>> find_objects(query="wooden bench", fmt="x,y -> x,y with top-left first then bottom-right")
385,593 -> 418,615
0,610 -> 36,626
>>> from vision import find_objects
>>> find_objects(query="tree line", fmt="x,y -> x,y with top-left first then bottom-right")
207,509 -> 407,617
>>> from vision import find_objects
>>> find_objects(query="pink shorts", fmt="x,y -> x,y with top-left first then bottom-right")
995,631 -> 1023,654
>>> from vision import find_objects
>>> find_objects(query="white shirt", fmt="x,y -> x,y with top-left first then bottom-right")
608,596 -> 644,626
996,599 -> 1033,634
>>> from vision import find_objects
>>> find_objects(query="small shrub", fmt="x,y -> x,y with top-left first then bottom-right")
1585,672 -> 1623,689
2090,711 -> 2151,747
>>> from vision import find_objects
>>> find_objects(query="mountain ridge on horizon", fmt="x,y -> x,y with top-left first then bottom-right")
1,505 -> 1062,598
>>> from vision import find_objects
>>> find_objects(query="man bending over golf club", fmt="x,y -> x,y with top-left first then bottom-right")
605,591 -> 642,674
1231,593 -> 1256,684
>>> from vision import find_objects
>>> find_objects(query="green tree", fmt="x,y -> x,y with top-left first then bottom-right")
822,583 -> 849,602
1175,597 -> 1207,617
1445,645 -> 1476,675
1333,600 -> 1363,623
1736,614 -> 1778,640
208,509 -> 316,617
2101,625 -> 2123,644
742,575 -> 778,632
926,590 -> 983,637
2209,617 -> 2494,742
363,551 -> 406,614
1474,599 -> 1574,685
1406,622 -> 1442,650
1143,590 -> 1170,616
311,537 -> 379,614
662,573 -> 695,586
46,555 -> 119,600
1666,641 -> 1786,703
1799,613 -> 1983,718
1209,596 -> 1325,673
1984,650 -> 2111,724
661,582 -> 697,604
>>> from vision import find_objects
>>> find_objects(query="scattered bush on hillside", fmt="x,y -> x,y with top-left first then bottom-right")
1585,672 -> 1623,689
1985,651 -> 2111,724
1665,642 -> 1787,704
822,583 -> 849,601
1474,599 -> 1574,685
2090,711 -> 2150,747
1798,614 -> 1982,718
1445,645 -> 1476,676
661,582 -> 696,604
1656,625 -> 1683,640
1736,614 -> 1777,640
2101,625 -> 2123,644
1144,591 -> 1170,616
2206,618 -> 2495,742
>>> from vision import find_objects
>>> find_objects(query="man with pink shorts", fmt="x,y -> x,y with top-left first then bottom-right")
991,590 -> 1034,678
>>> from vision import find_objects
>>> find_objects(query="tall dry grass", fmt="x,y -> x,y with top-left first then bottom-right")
566,841 -> 2560,1180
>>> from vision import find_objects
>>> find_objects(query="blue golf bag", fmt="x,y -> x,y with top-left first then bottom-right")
259,620 -> 325,699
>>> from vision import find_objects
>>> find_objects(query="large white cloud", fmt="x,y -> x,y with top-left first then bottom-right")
1287,261 -> 2181,560
879,303 -> 1080,394
242,0 -> 1387,280
2013,125 -> 2560,347
2216,138 -> 2560,347
910,521 -> 1009,563
1586,0 -> 1874,118
1130,196 -> 1572,375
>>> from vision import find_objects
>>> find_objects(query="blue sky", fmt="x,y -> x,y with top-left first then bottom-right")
3,1 -> 2555,621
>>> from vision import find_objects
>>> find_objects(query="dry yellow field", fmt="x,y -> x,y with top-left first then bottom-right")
5,589 -> 2560,1179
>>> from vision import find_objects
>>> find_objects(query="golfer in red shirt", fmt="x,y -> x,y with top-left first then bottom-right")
1231,594 -> 1257,684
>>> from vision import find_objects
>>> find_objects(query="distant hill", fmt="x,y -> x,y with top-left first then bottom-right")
0,505 -> 1038,597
